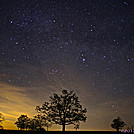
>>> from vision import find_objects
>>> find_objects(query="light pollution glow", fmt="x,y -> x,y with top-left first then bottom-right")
0,76 -> 134,131
0,0 -> 134,131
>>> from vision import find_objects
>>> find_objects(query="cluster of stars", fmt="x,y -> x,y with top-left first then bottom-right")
0,0 -> 134,119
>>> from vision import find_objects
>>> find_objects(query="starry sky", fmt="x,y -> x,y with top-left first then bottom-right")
0,0 -> 134,131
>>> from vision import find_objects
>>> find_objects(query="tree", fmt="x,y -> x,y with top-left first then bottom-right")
31,114 -> 47,131
74,121 -> 80,131
111,117 -> 126,132
0,113 -> 4,130
29,118 -> 37,131
42,115 -> 52,131
15,115 -> 30,130
36,90 -> 87,131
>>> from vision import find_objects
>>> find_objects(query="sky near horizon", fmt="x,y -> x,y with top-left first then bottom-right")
0,0 -> 134,131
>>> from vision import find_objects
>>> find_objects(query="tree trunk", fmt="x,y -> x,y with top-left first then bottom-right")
117,128 -> 119,132
47,126 -> 48,131
62,112 -> 66,131
62,123 -> 65,131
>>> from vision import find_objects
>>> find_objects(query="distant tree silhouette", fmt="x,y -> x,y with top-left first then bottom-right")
15,115 -> 30,130
33,114 -> 44,131
0,113 -> 4,130
36,90 -> 87,131
111,117 -> 126,132
35,114 -> 52,131
29,119 -> 45,131
29,118 -> 37,131
29,114 -> 47,131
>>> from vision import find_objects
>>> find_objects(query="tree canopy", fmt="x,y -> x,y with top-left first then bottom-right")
15,115 -> 30,130
111,117 -> 126,132
31,114 -> 49,131
36,89 -> 87,131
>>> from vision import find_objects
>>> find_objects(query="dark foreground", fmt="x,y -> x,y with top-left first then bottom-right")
0,130 -> 130,134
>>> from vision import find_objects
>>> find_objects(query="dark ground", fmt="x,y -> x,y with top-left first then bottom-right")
0,130 -> 131,134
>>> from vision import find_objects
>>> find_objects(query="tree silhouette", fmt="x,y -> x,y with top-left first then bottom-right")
111,117 -> 126,132
30,114 -> 47,131
15,115 -> 30,130
45,121 -> 52,131
36,90 -> 87,131
74,121 -> 80,131
42,115 -> 52,131
29,118 -> 37,131
0,113 -> 4,130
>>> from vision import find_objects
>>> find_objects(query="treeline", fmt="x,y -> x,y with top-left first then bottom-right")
15,114 -> 50,131
0,90 -> 131,132
2,90 -> 87,131
14,90 -> 86,131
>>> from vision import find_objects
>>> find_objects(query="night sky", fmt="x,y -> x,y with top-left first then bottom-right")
0,0 -> 134,131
